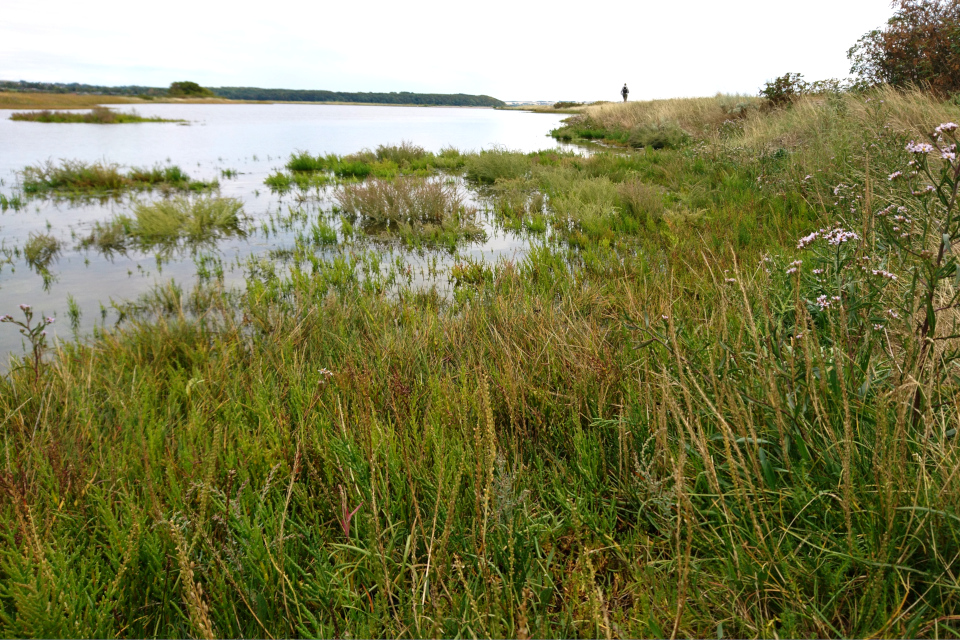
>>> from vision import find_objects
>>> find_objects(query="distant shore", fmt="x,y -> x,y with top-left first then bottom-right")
0,92 -> 513,111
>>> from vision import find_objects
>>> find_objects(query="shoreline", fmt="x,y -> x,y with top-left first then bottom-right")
0,92 -> 503,111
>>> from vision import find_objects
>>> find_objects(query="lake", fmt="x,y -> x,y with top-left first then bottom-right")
0,103 -> 569,363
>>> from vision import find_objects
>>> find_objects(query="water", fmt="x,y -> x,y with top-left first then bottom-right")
0,103 -> 569,362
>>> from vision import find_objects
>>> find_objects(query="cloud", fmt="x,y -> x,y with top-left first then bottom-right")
1,0 -> 895,101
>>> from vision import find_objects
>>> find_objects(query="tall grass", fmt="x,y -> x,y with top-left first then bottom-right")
10,107 -> 182,124
3,87 -> 960,638
335,177 -> 483,247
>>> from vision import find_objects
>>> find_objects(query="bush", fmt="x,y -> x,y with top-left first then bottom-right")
848,0 -> 960,95
759,72 -> 809,108
168,81 -> 215,98
627,122 -> 689,149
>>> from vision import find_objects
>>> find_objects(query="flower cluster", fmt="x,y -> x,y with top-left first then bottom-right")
786,260 -> 802,275
871,269 -> 898,281
823,228 -> 859,245
906,141 -> 935,154
815,294 -> 841,310
935,122 -> 958,135
888,171 -> 902,181
797,231 -> 819,249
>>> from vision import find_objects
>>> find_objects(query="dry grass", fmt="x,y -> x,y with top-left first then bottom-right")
579,93 -> 762,134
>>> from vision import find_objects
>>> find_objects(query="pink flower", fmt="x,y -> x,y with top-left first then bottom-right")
18,304 -> 30,311
888,171 -> 902,180
906,141 -> 934,154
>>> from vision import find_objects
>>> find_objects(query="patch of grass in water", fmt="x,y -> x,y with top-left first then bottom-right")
84,196 -> 245,253
335,177 -> 484,249
10,106 -> 184,124
23,232 -> 61,272
20,160 -> 217,197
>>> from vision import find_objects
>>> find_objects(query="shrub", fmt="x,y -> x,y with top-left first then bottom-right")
168,81 -> 215,98
759,72 -> 809,108
627,121 -> 689,149
848,0 -> 960,95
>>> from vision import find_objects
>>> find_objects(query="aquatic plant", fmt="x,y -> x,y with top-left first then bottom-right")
84,196 -> 245,252
20,160 -> 216,197
335,177 -> 483,247
23,232 -> 61,273
9,107 -> 182,124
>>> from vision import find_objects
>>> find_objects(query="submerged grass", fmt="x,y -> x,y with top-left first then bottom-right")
19,160 -> 217,197
4,87 -> 960,638
83,196 -> 245,253
10,107 -> 184,124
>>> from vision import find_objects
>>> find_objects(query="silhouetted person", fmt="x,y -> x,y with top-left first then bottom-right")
621,83 -> 629,102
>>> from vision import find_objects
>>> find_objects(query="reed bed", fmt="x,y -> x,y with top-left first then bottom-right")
10,107 -> 182,124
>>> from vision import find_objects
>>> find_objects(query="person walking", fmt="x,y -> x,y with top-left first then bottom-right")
621,83 -> 629,102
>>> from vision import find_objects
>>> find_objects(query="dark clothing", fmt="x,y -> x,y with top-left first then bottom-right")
621,85 -> 629,102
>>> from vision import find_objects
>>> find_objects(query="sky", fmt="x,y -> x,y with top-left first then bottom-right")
1,0 -> 896,102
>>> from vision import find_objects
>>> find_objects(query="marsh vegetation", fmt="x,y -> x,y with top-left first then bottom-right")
10,107 -> 184,124
2,87 -> 960,638
19,160 -> 218,198
83,197 -> 246,254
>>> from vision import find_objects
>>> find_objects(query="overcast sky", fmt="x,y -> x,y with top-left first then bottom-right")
2,0 -> 895,102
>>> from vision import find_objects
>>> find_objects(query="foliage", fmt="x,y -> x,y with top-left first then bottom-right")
4,89 -> 960,638
848,0 -> 960,94
167,81 -> 215,98
759,72 -> 809,108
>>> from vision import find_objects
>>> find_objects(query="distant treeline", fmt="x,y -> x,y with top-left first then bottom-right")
212,87 -> 504,107
1,80 -> 166,96
0,81 -> 505,107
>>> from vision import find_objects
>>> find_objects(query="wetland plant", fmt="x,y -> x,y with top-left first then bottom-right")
20,160 -> 217,197
10,107 -> 183,124
85,196 -> 245,253
335,177 -> 484,247
0,304 -> 53,383
23,232 -> 61,273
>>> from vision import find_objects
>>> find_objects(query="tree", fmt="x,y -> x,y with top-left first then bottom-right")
168,81 -> 214,98
848,0 -> 960,95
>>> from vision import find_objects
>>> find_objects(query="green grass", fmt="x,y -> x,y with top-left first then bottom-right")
10,107 -> 184,124
83,196 -> 245,253
335,177 -> 484,249
22,232 -> 61,272
3,87 -> 960,638
20,160 -> 217,198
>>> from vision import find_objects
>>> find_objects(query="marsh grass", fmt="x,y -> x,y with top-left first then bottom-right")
5,87 -> 960,639
23,232 -> 61,272
335,177 -> 484,248
84,196 -> 245,253
20,160 -> 217,198
10,107 -> 183,124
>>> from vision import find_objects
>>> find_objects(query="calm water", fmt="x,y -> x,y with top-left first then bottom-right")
0,104 -> 568,363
